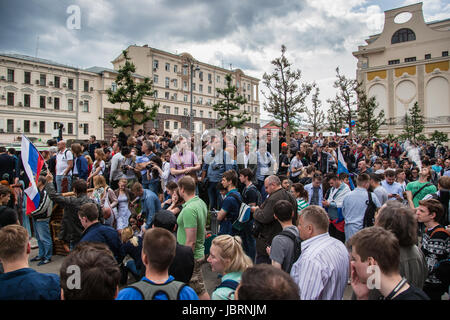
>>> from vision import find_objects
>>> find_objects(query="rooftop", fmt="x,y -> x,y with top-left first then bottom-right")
0,52 -> 84,71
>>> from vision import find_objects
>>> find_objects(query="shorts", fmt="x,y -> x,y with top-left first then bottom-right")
188,257 -> 207,296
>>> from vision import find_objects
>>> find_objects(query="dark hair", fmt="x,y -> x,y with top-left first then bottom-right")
356,173 -> 370,186
0,146 -> 7,153
121,146 -> 131,157
339,172 -> 349,181
72,179 -> 88,194
273,200 -> 294,222
369,173 -> 382,183
278,175 -> 288,183
222,170 -> 238,187
384,170 -> 396,178
153,210 -> 177,232
376,203 -> 417,247
347,226 -> 400,276
165,181 -> 178,191
60,242 -> 120,300
418,199 -> 445,225
237,264 -> 300,300
0,184 -> 12,196
7,148 -> 16,155
78,203 -> 99,222
291,183 -> 308,202
239,168 -> 254,181
143,228 -> 176,272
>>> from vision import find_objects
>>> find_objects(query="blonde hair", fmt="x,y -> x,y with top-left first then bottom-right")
94,148 -> 105,163
85,155 -> 93,166
211,235 -> 253,274
93,175 -> 107,189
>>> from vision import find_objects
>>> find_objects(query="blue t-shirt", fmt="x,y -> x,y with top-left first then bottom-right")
219,190 -> 241,235
0,268 -> 60,300
116,276 -> 198,300
135,153 -> 156,184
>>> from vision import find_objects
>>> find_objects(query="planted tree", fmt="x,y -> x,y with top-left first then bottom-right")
430,130 -> 448,146
213,73 -> 250,130
262,45 -> 313,145
326,95 -> 344,136
401,102 -> 424,143
305,85 -> 325,137
356,86 -> 385,139
105,50 -> 159,131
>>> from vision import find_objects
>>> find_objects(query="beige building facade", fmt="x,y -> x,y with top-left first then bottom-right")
0,53 -> 101,143
107,45 -> 260,136
353,2 -> 450,138
0,45 -> 260,143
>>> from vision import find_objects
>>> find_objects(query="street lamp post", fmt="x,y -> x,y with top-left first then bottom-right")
185,61 -> 200,134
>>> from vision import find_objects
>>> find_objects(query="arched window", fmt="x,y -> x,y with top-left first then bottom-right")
391,28 -> 416,44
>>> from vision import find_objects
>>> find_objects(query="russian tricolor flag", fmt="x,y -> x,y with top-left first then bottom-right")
337,147 -> 355,190
21,135 -> 45,215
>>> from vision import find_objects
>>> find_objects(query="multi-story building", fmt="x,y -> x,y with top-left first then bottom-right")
0,45 -> 260,143
0,53 -> 101,143
353,2 -> 450,138
107,45 -> 260,136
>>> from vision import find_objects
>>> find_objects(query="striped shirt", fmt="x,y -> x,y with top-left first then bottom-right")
297,198 -> 309,214
290,233 -> 350,300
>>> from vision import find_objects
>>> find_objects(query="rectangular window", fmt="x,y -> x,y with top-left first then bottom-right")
184,95 -> 188,102
40,74 -> 46,86
83,123 -> 89,135
24,94 -> 30,107
165,121 -> 170,129
425,54 -> 431,60
199,71 -> 203,81
173,79 -> 177,87
183,81 -> 188,90
40,96 -> 46,108
24,71 -> 31,84
68,123 -> 73,134
39,121 -> 45,133
154,75 -> 158,84
443,51 -> 449,57
173,93 -> 177,100
154,90 -> 158,98
54,122 -> 60,130
153,60 -> 159,69
165,63 -> 170,71
184,108 -> 188,116
216,75 -> 220,83
165,106 -> 170,114
183,66 -> 188,75
83,100 -> 89,112
247,84 -> 250,91
24,120 -> 30,133
154,119 -> 159,129
175,107 -> 179,115
208,99 -> 212,106
165,92 -> 169,100
193,109 -> 196,117
54,76 -> 60,88
200,110 -> 204,118
7,92 -> 14,106
199,84 -> 203,93
209,111 -> 212,118
54,97 -> 60,110
68,78 -> 74,90
208,86 -> 212,94
192,83 -> 196,91
248,95 -> 251,101
405,57 -> 416,62
7,119 -> 14,133
174,122 -> 178,129
388,59 -> 400,65
198,97 -> 203,105
174,65 -> 178,73
84,80 -> 89,92
165,77 -> 170,88
68,99 -> 74,111
7,69 -> 14,82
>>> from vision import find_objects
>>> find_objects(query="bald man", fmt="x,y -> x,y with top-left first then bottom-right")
251,175 -> 298,264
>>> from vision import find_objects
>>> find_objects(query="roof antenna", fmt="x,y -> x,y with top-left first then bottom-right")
35,36 -> 39,58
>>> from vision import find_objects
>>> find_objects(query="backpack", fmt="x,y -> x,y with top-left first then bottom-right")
215,279 -> 239,300
278,230 -> 302,273
228,192 -> 251,231
363,191 -> 377,228
243,184 -> 262,207
429,227 -> 450,286
126,278 -> 187,300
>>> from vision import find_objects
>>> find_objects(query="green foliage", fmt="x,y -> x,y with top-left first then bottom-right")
356,85 -> 385,139
401,102 -> 424,143
430,130 -> 449,146
213,73 -> 250,130
262,45 -> 313,144
332,67 -> 358,139
105,50 -> 159,130
326,95 -> 344,136
305,85 -> 325,137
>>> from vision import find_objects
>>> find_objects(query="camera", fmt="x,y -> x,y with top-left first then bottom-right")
121,164 -> 128,172
146,163 -> 154,170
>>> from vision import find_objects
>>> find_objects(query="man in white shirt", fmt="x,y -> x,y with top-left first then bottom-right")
55,140 -> 73,193
109,142 -> 124,190
289,151 -> 304,183
381,170 -> 403,202
290,205 -> 350,300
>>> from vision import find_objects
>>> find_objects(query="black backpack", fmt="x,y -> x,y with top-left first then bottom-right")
278,230 -> 302,273
363,191 -> 377,228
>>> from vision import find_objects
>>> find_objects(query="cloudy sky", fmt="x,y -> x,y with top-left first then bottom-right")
1,0 -> 449,123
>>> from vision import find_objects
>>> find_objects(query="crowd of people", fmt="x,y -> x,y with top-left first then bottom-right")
0,129 -> 449,301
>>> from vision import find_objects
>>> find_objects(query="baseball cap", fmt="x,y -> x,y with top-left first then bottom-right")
153,210 -> 177,231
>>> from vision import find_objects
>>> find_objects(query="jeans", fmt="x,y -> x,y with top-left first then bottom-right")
256,180 -> 268,201
56,175 -> 72,193
126,260 -> 141,280
207,181 -> 222,210
32,218 -> 52,260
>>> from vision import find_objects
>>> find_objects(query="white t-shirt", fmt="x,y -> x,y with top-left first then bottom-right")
93,160 -> 106,176
56,149 -> 74,176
